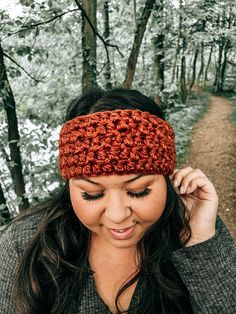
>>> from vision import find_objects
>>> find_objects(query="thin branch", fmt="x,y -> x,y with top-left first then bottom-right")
74,0 -> 124,62
3,52 -> 43,82
97,61 -> 109,75
6,8 -> 80,37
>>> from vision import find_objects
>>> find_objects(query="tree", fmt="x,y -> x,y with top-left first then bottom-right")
189,48 -> 199,91
122,0 -> 156,88
178,0 -> 187,103
79,0 -> 98,92
0,42 -> 29,211
204,45 -> 213,86
151,0 -> 165,105
103,0 -> 112,89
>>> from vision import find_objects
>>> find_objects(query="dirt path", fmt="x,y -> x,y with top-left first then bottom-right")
180,95 -> 236,241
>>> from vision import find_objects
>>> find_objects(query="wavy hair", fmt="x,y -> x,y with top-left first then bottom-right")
13,88 -> 192,313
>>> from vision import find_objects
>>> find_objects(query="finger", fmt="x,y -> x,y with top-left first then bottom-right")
179,169 -> 207,194
182,176 -> 217,197
169,169 -> 179,180
171,167 -> 194,187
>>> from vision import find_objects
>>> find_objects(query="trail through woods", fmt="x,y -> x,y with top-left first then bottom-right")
180,95 -> 236,241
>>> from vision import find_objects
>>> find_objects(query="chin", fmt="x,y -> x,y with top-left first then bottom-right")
108,235 -> 143,249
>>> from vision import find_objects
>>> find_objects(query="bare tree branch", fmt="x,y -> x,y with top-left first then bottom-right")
3,52 -> 43,82
74,0 -> 124,62
6,8 -> 80,38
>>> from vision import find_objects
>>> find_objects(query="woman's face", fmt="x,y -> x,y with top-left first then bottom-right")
69,173 -> 167,249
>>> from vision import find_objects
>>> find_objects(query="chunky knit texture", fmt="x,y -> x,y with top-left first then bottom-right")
59,109 -> 176,179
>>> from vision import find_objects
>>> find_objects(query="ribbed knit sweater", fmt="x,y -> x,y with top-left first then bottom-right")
0,212 -> 235,313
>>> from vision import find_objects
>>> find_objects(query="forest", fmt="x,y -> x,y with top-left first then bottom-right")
0,0 -> 236,226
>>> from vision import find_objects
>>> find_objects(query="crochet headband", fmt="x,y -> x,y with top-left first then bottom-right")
58,109 -> 176,179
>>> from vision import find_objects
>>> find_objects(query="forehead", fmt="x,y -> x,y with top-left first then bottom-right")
73,173 -> 163,188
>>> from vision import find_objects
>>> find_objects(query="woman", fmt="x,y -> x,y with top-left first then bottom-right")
0,88 -> 235,314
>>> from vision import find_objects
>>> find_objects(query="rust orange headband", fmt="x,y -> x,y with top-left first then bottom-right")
58,109 -> 176,179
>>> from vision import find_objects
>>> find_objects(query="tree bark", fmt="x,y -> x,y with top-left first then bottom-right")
197,43 -> 204,86
189,48 -> 199,91
122,0 -> 156,89
81,0 -> 98,92
219,39 -> 230,91
103,0 -> 112,90
0,182 -> 11,225
152,35 -> 165,105
204,45 -> 213,86
180,53 -> 187,103
133,0 -> 137,31
187,54 -> 193,83
219,10 -> 232,92
0,43 -> 29,211
171,25 -> 181,83
214,41 -> 224,92
178,0 -> 187,103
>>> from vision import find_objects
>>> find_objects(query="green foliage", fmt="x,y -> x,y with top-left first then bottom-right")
0,116 -> 63,213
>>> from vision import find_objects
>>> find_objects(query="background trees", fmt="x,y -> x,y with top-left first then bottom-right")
0,0 -> 235,223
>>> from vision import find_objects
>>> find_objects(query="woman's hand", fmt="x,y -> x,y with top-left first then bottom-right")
170,167 -> 219,247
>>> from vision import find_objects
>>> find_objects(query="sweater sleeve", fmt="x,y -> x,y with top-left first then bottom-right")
171,217 -> 236,314
0,225 -> 19,314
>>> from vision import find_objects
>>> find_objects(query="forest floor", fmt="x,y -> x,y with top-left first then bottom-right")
179,94 -> 236,241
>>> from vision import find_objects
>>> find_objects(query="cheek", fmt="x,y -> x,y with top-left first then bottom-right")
70,190 -> 101,227
137,190 -> 167,222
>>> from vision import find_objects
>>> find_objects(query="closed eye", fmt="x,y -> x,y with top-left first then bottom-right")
81,188 -> 151,201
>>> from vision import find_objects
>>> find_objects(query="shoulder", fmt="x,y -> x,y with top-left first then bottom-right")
0,209 -> 45,256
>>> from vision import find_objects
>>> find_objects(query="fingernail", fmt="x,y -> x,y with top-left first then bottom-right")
174,180 -> 178,187
180,186 -> 185,194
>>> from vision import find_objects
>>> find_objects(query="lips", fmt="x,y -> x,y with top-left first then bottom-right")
108,225 -> 136,240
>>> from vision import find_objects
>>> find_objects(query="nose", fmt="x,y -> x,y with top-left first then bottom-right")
104,193 -> 132,224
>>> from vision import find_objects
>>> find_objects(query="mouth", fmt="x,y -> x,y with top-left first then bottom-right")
107,225 -> 136,240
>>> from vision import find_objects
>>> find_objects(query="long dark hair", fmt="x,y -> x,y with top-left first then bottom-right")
13,88 -> 192,313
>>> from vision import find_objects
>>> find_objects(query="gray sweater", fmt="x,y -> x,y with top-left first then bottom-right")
0,212 -> 235,313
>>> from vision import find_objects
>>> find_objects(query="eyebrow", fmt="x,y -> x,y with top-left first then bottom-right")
79,174 -> 151,186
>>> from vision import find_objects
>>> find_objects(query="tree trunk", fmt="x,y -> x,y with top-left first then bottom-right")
187,54 -> 193,83
171,31 -> 181,83
152,35 -> 165,105
180,53 -> 187,103
219,10 -> 232,92
0,182 -> 11,225
0,43 -> 29,211
103,0 -> 112,90
189,48 -> 199,91
133,0 -> 137,31
122,0 -> 156,89
219,39 -> 230,91
204,45 -> 213,86
197,43 -> 204,86
178,0 -> 187,103
81,0 -> 98,92
214,42 -> 224,92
